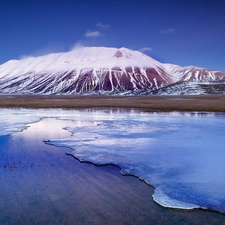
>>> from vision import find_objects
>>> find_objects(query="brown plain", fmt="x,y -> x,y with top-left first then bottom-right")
0,95 -> 225,112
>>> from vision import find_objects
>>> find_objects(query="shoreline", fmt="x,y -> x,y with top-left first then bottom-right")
0,94 -> 225,112
67,150 -> 225,217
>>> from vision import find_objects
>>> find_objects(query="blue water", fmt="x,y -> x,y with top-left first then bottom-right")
0,108 -> 225,213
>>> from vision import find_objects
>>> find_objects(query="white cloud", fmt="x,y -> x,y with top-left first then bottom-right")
139,47 -> 152,52
70,42 -> 85,51
160,28 -> 175,34
19,43 -> 65,59
96,22 -> 109,29
84,30 -> 103,38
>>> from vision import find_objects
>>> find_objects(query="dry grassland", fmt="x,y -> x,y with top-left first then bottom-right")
0,95 -> 225,112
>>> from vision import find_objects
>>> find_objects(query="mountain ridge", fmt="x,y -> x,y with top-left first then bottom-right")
0,46 -> 224,95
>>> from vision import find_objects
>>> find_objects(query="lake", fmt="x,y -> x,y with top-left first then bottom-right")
0,108 -> 225,224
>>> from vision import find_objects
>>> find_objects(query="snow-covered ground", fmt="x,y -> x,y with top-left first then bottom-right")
0,47 -> 162,78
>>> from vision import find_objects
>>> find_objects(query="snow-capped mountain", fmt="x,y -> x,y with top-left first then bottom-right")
0,46 -> 224,95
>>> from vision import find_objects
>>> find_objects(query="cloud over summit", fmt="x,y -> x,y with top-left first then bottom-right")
139,47 -> 152,52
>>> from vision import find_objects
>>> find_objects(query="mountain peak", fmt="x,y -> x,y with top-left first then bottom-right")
40,46 -> 161,69
0,46 -> 225,95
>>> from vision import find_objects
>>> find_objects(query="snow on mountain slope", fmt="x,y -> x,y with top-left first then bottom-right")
0,47 -> 161,77
163,63 -> 225,82
0,46 -> 225,95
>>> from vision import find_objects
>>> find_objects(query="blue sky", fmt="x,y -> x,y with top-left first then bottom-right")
1,0 -> 225,72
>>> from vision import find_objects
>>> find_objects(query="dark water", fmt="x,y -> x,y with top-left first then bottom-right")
0,118 -> 225,225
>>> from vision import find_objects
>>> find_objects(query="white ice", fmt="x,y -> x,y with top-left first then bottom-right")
45,111 -> 225,213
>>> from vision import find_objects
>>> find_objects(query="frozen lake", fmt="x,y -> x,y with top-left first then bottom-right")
0,108 -> 225,214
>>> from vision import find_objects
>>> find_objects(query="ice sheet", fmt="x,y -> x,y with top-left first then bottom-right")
45,111 -> 225,213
